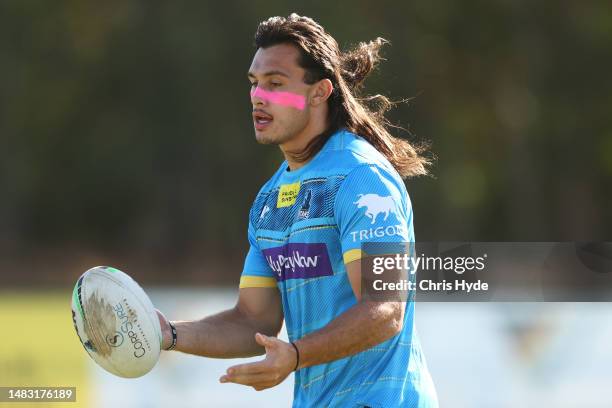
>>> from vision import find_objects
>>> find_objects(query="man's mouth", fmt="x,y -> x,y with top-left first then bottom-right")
253,110 -> 273,131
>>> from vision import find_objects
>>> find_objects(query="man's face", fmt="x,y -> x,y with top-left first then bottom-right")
248,43 -> 312,145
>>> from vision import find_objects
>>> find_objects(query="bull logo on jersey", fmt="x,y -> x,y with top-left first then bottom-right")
354,194 -> 398,224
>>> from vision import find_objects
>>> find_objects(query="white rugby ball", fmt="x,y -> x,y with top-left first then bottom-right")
71,266 -> 162,378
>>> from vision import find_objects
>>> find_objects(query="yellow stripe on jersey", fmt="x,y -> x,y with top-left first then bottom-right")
343,248 -> 364,264
344,246 -> 414,265
239,276 -> 278,288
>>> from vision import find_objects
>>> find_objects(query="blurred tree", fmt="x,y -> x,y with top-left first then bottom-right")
0,0 -> 609,284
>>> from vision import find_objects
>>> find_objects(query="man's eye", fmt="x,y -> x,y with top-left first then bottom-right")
271,82 -> 282,87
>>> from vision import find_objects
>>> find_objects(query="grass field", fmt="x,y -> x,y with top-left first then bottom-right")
0,291 -> 90,408
2,289 -> 610,407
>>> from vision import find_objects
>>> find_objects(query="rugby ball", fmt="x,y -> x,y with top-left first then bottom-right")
71,266 -> 162,378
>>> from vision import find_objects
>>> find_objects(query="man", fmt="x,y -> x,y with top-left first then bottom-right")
157,14 -> 438,407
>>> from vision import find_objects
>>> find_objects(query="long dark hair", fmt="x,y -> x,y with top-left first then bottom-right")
254,13 -> 431,178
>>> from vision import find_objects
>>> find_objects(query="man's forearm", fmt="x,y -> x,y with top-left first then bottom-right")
173,307 -> 275,358
294,301 -> 404,369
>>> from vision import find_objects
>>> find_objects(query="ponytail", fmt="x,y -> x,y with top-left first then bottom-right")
340,37 -> 388,91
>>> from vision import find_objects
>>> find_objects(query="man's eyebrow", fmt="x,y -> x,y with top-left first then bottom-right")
247,70 -> 290,78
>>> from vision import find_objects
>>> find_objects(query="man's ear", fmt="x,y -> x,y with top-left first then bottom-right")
309,78 -> 334,106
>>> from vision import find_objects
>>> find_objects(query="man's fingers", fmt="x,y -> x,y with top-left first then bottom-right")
155,309 -> 167,327
154,309 -> 171,350
225,360 -> 267,377
221,371 -> 271,386
220,335 -> 291,390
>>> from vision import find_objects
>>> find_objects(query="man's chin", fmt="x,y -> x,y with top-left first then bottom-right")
254,130 -> 280,145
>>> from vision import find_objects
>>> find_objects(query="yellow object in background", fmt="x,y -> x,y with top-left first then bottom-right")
0,291 -> 90,408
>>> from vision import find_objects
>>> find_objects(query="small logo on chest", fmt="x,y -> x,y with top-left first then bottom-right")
298,190 -> 312,220
277,182 -> 301,208
259,205 -> 271,221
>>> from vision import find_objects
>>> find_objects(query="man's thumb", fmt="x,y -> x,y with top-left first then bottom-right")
255,333 -> 274,348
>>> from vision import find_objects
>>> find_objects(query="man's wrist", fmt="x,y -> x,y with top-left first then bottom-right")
292,339 -> 309,371
290,341 -> 300,371
164,321 -> 177,351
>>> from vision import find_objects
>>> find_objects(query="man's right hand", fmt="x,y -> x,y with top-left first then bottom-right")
150,287 -> 283,358
156,309 -> 173,350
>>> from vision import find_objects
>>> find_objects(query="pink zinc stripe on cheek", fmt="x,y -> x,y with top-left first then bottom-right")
250,87 -> 306,110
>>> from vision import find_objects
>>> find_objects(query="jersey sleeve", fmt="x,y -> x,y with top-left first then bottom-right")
239,218 -> 278,289
334,164 -> 413,264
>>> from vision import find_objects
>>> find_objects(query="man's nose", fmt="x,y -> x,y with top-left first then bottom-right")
250,86 -> 267,106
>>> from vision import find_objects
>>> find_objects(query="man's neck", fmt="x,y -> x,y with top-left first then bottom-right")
280,135 -> 319,171
280,118 -> 328,171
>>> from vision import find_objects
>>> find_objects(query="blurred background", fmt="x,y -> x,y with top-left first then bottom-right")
0,1 -> 610,407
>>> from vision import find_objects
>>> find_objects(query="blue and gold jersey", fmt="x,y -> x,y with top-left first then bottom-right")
241,129 -> 438,407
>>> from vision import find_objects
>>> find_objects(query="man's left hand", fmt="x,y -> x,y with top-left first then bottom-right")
220,333 -> 297,391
